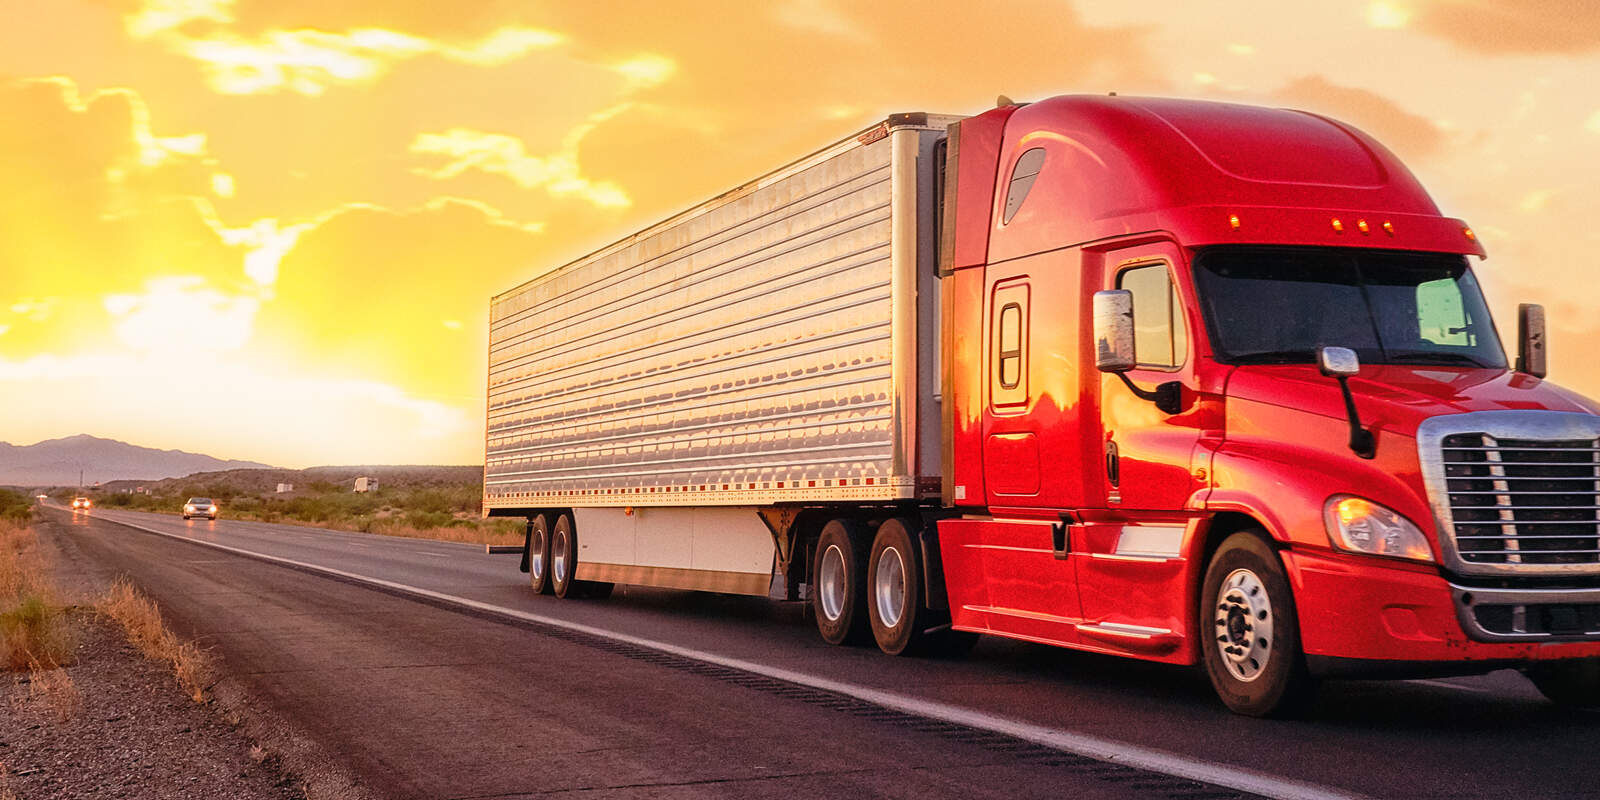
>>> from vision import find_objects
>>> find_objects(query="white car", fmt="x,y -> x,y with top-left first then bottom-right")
182,497 -> 219,520
71,497 -> 91,510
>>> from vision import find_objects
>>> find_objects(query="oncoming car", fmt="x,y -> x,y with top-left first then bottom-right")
182,497 -> 219,520
70,497 -> 91,510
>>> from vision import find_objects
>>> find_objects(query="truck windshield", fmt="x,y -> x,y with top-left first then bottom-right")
1191,246 -> 1507,369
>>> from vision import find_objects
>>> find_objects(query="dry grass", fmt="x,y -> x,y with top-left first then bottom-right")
0,519 -> 76,672
97,579 -> 213,703
25,658 -> 82,721
0,763 -> 15,800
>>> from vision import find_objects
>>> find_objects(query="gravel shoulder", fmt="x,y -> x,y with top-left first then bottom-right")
1,610 -> 302,800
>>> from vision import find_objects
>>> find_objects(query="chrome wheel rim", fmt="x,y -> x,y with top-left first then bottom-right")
1216,568 -> 1274,682
529,525 -> 546,582
552,527 -> 569,585
874,545 -> 906,628
819,544 -> 846,621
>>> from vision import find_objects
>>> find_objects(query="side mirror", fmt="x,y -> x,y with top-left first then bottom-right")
1093,290 -> 1136,373
1317,346 -> 1360,378
1517,303 -> 1546,378
1317,346 -> 1375,459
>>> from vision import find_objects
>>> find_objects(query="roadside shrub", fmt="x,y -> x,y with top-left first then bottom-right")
406,510 -> 453,530
0,521 -> 75,671
0,489 -> 32,526
1,595 -> 74,670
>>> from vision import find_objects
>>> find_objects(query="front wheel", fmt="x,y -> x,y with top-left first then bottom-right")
1200,532 -> 1318,717
1526,659 -> 1600,707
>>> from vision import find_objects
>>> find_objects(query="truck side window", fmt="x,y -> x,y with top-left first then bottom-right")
1118,264 -> 1187,369
1001,148 -> 1046,224
991,284 -> 1029,407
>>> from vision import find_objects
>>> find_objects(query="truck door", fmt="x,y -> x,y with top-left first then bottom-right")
1097,244 -> 1205,512
1075,243 -> 1206,638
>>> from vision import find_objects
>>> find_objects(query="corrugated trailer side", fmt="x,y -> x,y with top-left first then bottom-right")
485,115 -> 953,516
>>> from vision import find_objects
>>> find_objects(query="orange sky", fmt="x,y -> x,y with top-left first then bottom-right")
1,0 -> 1597,467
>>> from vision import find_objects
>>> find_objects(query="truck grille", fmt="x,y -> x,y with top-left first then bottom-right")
1440,433 -> 1600,566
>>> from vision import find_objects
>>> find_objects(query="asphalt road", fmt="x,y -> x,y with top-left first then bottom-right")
41,505 -> 1600,799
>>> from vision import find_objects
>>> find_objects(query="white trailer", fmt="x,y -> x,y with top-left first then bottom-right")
486,114 -> 955,604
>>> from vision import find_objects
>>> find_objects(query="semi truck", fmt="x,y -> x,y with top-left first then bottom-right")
484,94 -> 1600,716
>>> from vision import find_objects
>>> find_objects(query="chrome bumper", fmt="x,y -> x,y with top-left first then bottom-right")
1450,583 -> 1600,642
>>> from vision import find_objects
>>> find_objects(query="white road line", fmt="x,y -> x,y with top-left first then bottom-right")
414,551 -> 449,558
1404,679 -> 1496,695
88,511 -> 1368,800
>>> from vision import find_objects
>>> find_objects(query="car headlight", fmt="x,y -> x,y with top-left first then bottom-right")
1324,495 -> 1434,562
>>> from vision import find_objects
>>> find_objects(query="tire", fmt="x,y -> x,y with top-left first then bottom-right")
868,518 -> 929,656
1525,659 -> 1600,707
550,513 -> 577,599
813,519 -> 868,645
527,514 -> 552,595
1200,531 -> 1318,717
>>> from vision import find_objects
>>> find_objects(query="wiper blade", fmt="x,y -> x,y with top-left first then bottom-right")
1389,351 -> 1490,368
1230,350 -> 1316,364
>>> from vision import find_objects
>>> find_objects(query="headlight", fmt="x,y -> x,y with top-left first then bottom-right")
1324,495 -> 1434,562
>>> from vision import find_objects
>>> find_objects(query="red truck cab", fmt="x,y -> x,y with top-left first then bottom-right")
935,95 -> 1600,715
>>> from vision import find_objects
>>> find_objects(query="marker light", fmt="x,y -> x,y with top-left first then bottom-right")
1324,495 -> 1434,563
1463,227 -> 1476,241
1331,218 -> 1344,233
1229,214 -> 1241,231
1382,221 -> 1395,236
1357,219 -> 1370,234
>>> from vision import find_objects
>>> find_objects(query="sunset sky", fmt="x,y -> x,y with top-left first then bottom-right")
1,0 -> 1596,467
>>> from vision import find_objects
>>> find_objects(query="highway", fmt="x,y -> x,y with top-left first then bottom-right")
40,505 -> 1600,799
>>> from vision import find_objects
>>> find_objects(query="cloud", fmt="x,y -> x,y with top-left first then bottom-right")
125,0 -> 233,39
103,276 -> 261,354
1271,75 -> 1445,159
124,0 -> 565,95
1365,1 -> 1414,29
0,77 -> 252,353
773,0 -> 873,43
1410,0 -> 1600,53
162,26 -> 563,95
253,197 -> 545,400
411,122 -> 632,209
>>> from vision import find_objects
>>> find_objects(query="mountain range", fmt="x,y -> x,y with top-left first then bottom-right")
0,435 -> 274,487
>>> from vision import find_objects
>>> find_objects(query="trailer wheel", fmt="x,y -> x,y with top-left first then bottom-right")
551,513 -> 577,599
1525,659 -> 1600,707
813,519 -> 868,645
868,518 -> 928,656
527,514 -> 552,595
1200,531 -> 1317,717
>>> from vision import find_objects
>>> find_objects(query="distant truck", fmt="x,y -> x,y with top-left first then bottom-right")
484,95 -> 1600,716
353,477 -> 378,493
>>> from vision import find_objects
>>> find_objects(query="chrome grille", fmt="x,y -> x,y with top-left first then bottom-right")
1441,434 -> 1600,566
1419,411 -> 1600,576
